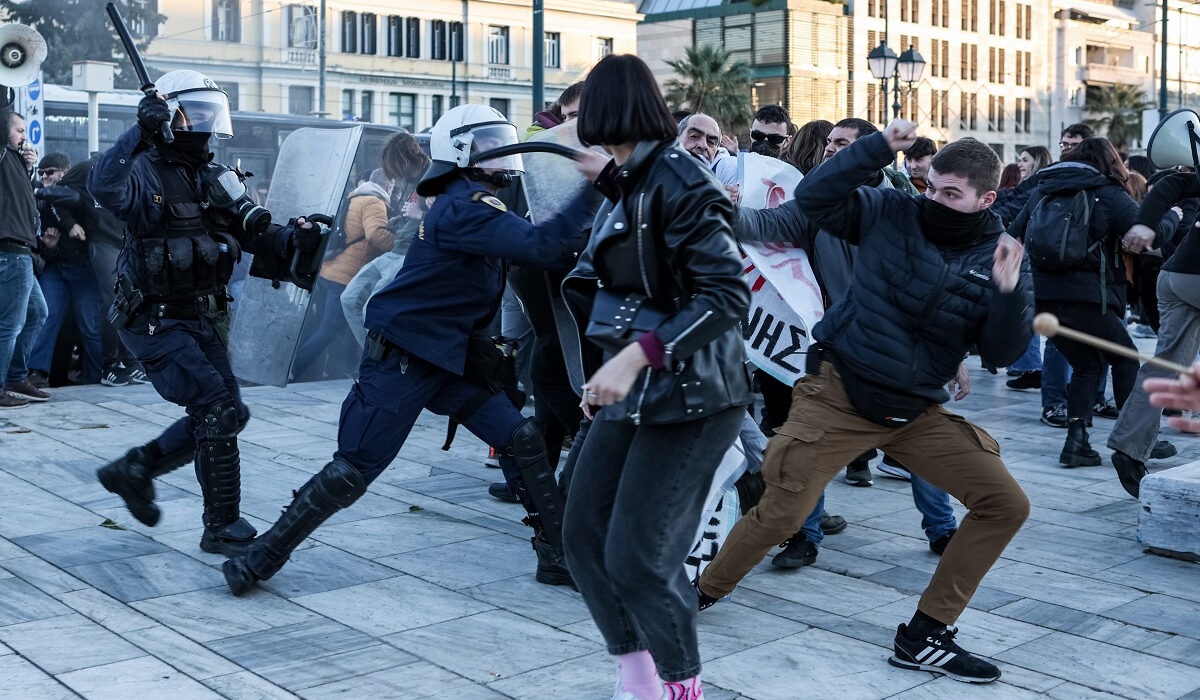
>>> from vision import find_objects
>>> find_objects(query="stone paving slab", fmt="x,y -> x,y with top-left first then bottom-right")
0,358 -> 1197,699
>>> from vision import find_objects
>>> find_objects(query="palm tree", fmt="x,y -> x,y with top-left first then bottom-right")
1084,84 -> 1154,154
664,44 -> 754,134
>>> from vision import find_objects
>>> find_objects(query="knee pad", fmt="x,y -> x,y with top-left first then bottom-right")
198,398 -> 240,441
509,417 -> 547,465
313,457 -> 368,508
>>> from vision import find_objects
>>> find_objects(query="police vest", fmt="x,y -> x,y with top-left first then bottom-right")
137,154 -> 240,300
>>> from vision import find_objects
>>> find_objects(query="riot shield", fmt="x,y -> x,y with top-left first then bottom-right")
228,126 -> 364,387
522,122 -> 608,394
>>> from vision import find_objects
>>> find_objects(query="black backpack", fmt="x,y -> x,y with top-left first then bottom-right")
1025,190 -> 1098,272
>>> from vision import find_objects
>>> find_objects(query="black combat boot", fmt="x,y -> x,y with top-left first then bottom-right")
1111,450 -> 1148,498
97,442 -> 194,527
1059,419 -> 1101,467
510,418 -> 574,588
196,400 -> 256,556
223,458 -> 366,596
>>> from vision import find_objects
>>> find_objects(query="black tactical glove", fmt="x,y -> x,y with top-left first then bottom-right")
137,96 -> 172,136
291,218 -> 323,254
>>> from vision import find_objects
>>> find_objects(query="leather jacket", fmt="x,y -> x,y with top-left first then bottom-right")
562,140 -> 752,425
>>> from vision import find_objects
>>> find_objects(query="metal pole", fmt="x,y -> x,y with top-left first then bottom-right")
318,0 -> 327,117
532,0 -> 544,117
1160,0 -> 1169,118
87,91 -> 100,154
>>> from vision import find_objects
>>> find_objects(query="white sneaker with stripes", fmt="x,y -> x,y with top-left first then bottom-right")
888,624 -> 1001,683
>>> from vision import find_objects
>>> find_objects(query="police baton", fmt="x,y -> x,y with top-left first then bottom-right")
105,2 -> 173,144
468,142 -> 581,164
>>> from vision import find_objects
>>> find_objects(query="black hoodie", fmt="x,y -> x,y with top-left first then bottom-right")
1008,162 -> 1178,311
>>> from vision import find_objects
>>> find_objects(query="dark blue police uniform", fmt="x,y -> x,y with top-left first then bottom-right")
224,175 -> 593,596
89,124 -> 298,554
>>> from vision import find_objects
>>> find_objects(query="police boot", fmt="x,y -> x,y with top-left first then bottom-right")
97,441 -> 195,527
1059,419 -> 1101,467
196,399 -> 256,557
510,418 -> 574,588
223,458 -> 366,596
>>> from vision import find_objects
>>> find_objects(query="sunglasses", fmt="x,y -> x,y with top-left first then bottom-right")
751,130 -> 787,146
38,168 -> 61,176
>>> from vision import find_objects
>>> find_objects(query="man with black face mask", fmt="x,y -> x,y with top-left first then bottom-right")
698,121 -> 1034,684
748,104 -> 791,158
87,70 -> 323,557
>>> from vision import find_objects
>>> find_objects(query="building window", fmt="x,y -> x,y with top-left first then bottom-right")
432,20 -> 448,60
341,11 -> 357,53
389,93 -> 416,130
128,0 -> 159,39
286,4 -> 317,48
361,91 -> 374,122
988,95 -> 996,131
545,32 -> 561,68
489,98 -> 510,118
997,96 -> 1005,131
998,48 -> 1006,83
488,26 -> 509,65
999,0 -> 1006,36
387,16 -> 402,57
1024,4 -> 1031,39
361,13 -> 377,55
869,0 -> 878,18
406,18 -> 420,58
341,89 -> 354,120
288,85 -> 314,115
213,0 -> 240,42
223,81 -> 240,111
450,22 -> 464,61
901,0 -> 910,22
939,89 -> 949,128
596,37 -> 614,59
431,94 -> 444,123
1016,3 -> 1024,41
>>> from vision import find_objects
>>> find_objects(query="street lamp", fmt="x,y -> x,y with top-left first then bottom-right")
867,40 -> 926,123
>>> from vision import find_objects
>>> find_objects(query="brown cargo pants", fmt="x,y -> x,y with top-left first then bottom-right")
698,362 -> 1029,625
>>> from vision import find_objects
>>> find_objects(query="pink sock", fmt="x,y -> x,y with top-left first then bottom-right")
664,674 -> 704,700
616,651 -> 661,700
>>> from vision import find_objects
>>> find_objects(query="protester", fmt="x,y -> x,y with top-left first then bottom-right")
340,196 -> 426,346
1109,171 -> 1200,496
677,113 -> 738,186
0,109 -> 49,408
1003,145 -> 1056,389
558,54 -> 750,700
699,122 -> 1033,684
749,104 -> 792,157
1007,137 -> 1177,467
903,137 -> 937,193
525,81 -> 583,141
30,153 -> 105,387
779,119 -> 832,175
997,164 -> 1022,190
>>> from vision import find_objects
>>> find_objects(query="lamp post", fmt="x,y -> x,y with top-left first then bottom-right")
867,40 -> 926,124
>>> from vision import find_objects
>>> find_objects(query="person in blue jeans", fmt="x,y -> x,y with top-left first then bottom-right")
1040,340 -> 1111,428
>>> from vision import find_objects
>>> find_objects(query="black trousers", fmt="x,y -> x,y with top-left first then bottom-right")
1037,300 -> 1138,423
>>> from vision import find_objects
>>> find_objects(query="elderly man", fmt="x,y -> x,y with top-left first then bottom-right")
678,113 -> 738,186
0,110 -> 49,408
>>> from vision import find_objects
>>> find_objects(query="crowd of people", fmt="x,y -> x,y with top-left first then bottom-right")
2,50 -> 1198,700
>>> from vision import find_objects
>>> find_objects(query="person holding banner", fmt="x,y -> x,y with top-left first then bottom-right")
699,121 -> 1033,684
561,54 -> 751,700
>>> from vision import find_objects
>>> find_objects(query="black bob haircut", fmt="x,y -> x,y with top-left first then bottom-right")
577,54 -> 678,148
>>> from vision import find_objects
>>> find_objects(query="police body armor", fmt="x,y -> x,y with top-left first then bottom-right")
137,153 -> 240,301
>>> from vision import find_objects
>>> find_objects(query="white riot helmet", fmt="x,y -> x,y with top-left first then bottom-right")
417,103 -> 523,196
154,69 -> 233,139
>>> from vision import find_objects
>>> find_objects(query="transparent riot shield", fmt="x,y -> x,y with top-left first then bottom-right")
228,126 -> 364,387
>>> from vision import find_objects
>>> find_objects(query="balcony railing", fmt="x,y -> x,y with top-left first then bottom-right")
283,48 -> 316,65
486,66 -> 513,80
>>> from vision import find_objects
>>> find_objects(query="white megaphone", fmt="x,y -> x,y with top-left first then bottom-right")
0,23 -> 47,88
1146,108 -> 1200,172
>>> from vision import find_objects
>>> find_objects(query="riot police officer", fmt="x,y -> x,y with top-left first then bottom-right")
88,70 -> 322,556
223,104 -> 608,595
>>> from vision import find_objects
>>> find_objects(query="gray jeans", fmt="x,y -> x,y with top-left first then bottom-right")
562,406 -> 744,682
1108,270 -> 1200,461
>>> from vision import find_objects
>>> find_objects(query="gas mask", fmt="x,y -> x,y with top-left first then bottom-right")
200,164 -> 271,237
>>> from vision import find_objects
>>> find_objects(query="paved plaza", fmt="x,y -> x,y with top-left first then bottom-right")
0,356 -> 1198,700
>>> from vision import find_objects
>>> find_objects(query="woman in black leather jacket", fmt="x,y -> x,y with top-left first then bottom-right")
560,55 -> 751,700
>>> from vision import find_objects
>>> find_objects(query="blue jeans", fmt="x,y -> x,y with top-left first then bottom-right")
799,493 -> 825,546
0,252 -> 48,387
30,259 -> 104,384
912,473 -> 957,541
1009,336 -> 1042,373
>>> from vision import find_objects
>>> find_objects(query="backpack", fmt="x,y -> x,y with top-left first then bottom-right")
1024,190 -> 1098,272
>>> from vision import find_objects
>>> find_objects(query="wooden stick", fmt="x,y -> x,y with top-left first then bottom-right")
1033,312 -> 1192,375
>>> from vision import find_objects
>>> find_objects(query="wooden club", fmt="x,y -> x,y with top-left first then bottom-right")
1033,313 -> 1192,375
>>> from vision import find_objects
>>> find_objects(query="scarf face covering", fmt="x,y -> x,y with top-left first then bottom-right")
158,132 -> 212,169
919,197 -> 993,249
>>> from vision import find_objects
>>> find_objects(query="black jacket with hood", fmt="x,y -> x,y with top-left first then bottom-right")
1007,162 -> 1178,311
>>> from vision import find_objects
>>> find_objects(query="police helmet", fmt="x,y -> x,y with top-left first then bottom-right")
417,104 -> 523,196
154,70 -> 234,140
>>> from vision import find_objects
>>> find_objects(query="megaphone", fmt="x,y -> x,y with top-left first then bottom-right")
0,23 -> 47,89
1146,108 -> 1200,173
